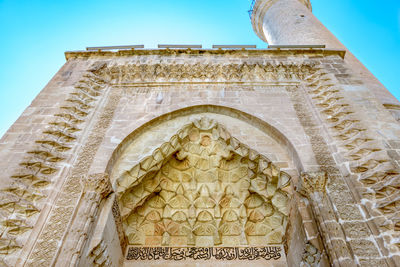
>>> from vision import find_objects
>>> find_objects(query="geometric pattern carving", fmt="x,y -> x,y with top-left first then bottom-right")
305,69 -> 400,251
116,118 -> 291,247
24,71 -> 120,267
0,72 -> 107,262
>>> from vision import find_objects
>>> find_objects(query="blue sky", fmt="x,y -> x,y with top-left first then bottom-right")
0,0 -> 399,138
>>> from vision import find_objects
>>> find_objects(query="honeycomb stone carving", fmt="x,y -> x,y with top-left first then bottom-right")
116,118 -> 291,247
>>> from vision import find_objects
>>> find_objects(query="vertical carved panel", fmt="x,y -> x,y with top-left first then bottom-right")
300,172 -> 354,266
26,72 -> 123,266
286,83 -> 359,265
0,72 -> 107,265
67,174 -> 113,266
305,69 -> 400,256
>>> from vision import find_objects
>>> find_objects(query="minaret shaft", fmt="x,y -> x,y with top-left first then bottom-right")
251,0 -> 399,105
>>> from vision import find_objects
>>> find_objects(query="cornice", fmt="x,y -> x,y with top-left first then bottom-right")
65,48 -> 345,60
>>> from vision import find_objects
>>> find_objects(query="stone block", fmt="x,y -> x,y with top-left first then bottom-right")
342,222 -> 371,238
349,239 -> 380,258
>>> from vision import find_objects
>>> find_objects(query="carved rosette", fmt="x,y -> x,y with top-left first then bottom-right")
301,242 -> 321,266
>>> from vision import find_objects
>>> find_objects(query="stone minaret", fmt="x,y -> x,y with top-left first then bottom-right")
251,0 -> 399,106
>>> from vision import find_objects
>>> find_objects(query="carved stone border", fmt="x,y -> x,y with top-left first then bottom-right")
303,70 -> 400,265
26,81 -> 123,266
287,76 -> 396,265
0,72 -> 108,266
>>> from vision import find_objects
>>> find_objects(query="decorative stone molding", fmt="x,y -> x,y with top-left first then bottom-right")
65,49 -> 345,61
112,198 -> 128,253
93,62 -> 316,84
7,56 -> 398,265
88,240 -> 111,267
22,62 -> 309,266
57,174 -> 114,266
285,86 -> 358,265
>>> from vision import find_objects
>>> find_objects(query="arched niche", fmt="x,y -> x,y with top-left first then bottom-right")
80,105 -> 319,267
116,117 -> 291,247
105,105 -> 308,182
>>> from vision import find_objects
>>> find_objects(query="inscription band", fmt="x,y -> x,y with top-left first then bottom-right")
126,246 -> 282,261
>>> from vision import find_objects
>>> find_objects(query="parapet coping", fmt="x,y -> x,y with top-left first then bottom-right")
65,48 -> 346,60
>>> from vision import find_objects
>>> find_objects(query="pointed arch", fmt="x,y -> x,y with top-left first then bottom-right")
105,104 -> 307,177
114,117 -> 292,247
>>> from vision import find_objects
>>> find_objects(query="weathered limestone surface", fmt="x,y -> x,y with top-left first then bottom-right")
0,47 -> 399,267
1,0 -> 399,265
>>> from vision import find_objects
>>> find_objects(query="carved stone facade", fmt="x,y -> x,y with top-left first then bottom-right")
0,0 -> 399,266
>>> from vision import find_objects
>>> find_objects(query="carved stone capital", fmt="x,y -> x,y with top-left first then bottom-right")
299,172 -> 327,197
84,173 -> 113,199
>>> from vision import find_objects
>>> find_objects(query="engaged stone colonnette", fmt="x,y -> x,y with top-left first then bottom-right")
0,0 -> 399,266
